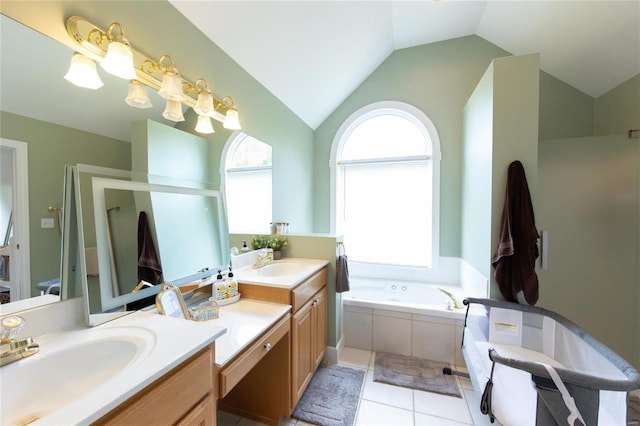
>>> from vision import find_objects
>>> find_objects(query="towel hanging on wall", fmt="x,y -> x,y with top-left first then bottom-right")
492,160 -> 540,305
336,242 -> 350,293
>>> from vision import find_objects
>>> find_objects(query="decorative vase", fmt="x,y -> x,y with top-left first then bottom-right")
273,250 -> 282,260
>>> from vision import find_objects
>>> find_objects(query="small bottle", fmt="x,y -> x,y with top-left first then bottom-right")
266,243 -> 274,263
213,270 -> 227,301
225,267 -> 238,298
240,241 -> 250,253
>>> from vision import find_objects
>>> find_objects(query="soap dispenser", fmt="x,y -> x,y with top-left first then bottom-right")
213,270 -> 228,301
240,241 -> 250,253
225,266 -> 238,298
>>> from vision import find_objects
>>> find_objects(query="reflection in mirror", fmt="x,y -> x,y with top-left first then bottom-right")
224,133 -> 272,234
62,165 -> 230,327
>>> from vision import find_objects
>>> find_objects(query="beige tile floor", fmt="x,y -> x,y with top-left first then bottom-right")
218,347 -> 495,426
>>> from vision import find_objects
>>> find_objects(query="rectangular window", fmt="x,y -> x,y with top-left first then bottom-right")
342,160 -> 432,266
226,168 -> 272,234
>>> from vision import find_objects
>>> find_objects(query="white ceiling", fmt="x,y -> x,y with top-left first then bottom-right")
171,0 -> 640,129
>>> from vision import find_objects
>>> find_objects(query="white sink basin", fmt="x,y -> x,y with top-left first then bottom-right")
0,326 -> 155,425
257,262 -> 309,276
233,258 -> 329,288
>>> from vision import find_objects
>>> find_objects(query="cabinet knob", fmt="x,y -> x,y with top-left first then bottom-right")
312,300 -> 317,306
264,343 -> 272,351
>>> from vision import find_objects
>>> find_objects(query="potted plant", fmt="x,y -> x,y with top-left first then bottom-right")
250,235 -> 289,260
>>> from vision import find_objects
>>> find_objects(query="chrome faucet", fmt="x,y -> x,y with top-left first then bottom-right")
437,288 -> 465,310
252,249 -> 271,269
1,315 -> 39,367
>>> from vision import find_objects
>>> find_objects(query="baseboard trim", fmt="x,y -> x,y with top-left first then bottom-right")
324,335 -> 344,365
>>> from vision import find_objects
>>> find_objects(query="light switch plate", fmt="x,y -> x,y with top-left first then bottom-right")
41,218 -> 55,228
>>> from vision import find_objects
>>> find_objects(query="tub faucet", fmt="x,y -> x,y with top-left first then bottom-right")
437,288 -> 464,310
0,315 -> 39,367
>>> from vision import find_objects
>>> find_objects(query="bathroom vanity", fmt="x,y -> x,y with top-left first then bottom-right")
92,297 -> 293,426
1,247 -> 327,425
96,258 -> 328,426
233,258 -> 329,412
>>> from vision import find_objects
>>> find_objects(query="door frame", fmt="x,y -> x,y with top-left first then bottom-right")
0,138 -> 30,301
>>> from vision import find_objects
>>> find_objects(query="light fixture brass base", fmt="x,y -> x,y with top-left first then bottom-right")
65,16 -> 238,127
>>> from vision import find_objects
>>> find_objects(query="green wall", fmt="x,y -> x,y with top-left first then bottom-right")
461,53 -> 540,292
133,119 -> 210,184
538,71 -> 595,140
594,74 -> 640,136
537,135 -> 638,366
461,64 -> 494,278
489,54 -> 540,298
313,36 -> 588,258
0,111 -> 131,293
314,36 -> 513,255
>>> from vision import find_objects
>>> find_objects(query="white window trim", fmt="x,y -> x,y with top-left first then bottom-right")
329,101 -> 441,266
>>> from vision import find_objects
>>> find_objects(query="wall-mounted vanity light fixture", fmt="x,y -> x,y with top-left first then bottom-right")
63,16 -> 241,134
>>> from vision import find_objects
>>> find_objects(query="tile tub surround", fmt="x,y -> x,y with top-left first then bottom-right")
343,304 -> 466,367
342,258 -> 487,367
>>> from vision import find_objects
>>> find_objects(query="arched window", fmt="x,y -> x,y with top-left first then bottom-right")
222,133 -> 272,234
331,102 -> 440,267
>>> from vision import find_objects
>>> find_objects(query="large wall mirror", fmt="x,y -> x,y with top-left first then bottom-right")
63,165 -> 230,326
0,14 -> 278,318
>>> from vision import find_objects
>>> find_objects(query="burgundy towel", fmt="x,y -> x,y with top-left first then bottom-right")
492,161 -> 539,305
137,211 -> 163,284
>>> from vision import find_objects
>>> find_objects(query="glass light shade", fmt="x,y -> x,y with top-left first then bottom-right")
162,100 -> 185,122
223,108 -> 241,130
64,53 -> 104,89
125,80 -> 152,109
194,91 -> 214,116
100,41 -> 137,80
158,72 -> 184,101
195,114 -> 215,134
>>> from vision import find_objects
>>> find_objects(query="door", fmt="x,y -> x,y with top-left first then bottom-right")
292,299 -> 314,408
0,139 -> 30,301
313,287 -> 328,368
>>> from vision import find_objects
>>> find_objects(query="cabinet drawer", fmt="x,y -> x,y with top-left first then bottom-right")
292,268 -> 327,312
176,394 -> 215,426
95,345 -> 213,425
219,314 -> 290,398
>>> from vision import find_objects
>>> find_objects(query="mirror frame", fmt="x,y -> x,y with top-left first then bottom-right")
62,164 -> 230,327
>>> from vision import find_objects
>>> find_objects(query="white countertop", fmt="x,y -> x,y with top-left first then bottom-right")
211,299 -> 291,367
9,297 -> 291,426
233,257 -> 329,288
24,310 -> 225,425
3,259 -> 321,425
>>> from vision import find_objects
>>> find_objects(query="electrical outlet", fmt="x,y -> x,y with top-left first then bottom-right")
41,218 -> 55,228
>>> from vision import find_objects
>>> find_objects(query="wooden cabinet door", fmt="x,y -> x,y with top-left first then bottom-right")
312,287 -> 327,369
176,395 -> 215,426
292,300 -> 314,408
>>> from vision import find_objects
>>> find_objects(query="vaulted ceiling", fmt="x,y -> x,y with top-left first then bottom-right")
1,1 -> 638,141
170,1 -> 640,129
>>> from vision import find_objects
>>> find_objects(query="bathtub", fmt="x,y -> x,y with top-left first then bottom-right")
343,278 -> 467,318
342,277 -> 468,366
